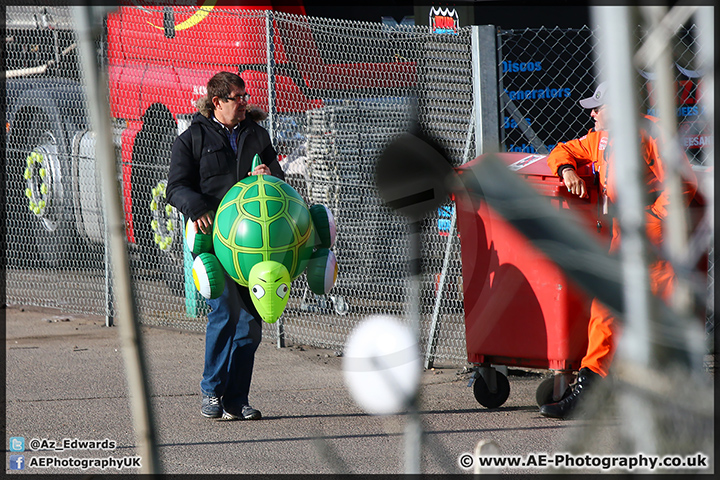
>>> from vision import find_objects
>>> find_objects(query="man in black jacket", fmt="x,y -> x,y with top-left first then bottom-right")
167,71 -> 284,420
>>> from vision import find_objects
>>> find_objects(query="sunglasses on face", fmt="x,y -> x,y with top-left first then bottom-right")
224,93 -> 250,102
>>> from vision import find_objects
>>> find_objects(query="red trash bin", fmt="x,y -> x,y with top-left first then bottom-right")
453,153 -> 611,408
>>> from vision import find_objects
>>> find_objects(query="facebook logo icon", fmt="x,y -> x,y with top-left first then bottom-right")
10,455 -> 25,470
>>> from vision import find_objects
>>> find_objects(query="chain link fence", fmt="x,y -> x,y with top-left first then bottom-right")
5,7 -> 713,369
497,23 -> 714,347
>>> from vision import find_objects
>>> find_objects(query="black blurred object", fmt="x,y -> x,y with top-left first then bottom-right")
376,126 -> 456,221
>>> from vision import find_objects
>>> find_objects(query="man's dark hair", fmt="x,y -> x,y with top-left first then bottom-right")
196,71 -> 245,116
207,71 -> 245,102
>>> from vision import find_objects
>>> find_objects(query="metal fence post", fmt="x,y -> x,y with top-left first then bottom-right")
72,6 -> 162,474
265,10 -> 285,348
424,109 -> 474,369
425,24 -> 498,371
405,220 -> 423,475
420,24 -> 500,370
594,4 -> 658,455
104,223 -> 114,327
694,6 -> 715,345
637,4 -> 697,328
265,10 -> 276,142
472,25 -> 501,156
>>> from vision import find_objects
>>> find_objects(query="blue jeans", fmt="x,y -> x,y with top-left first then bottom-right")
200,274 -> 262,407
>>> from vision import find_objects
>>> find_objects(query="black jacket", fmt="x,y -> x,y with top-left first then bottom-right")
167,111 -> 285,222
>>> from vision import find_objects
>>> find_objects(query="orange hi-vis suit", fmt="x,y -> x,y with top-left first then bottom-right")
547,115 -> 698,377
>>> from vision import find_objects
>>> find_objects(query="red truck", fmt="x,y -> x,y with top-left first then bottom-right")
6,3 -> 416,291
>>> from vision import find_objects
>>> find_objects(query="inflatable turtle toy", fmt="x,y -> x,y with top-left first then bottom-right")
185,173 -> 337,324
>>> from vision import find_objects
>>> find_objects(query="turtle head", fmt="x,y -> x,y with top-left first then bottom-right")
248,261 -> 291,324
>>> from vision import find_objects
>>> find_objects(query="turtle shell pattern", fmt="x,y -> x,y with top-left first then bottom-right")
213,175 -> 314,286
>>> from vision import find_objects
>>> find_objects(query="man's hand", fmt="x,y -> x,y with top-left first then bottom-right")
250,163 -> 270,176
562,168 -> 588,198
195,211 -> 214,235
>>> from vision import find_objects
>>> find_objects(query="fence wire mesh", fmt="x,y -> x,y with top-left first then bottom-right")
497,24 -> 714,343
4,6 -> 713,371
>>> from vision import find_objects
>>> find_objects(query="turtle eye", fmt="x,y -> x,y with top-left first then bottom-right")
251,284 -> 265,299
276,284 -> 288,299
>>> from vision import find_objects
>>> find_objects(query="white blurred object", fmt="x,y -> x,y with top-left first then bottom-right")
473,439 -> 501,474
342,315 -> 422,415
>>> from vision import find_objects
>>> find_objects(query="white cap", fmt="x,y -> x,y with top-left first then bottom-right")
579,81 -> 608,109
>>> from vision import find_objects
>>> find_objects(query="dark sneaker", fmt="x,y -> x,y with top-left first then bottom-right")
201,395 -> 223,418
220,404 -> 262,421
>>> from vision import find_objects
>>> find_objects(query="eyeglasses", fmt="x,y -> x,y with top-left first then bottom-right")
591,105 -> 605,114
224,93 -> 250,102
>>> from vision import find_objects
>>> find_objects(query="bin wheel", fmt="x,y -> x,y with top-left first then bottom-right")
472,371 -> 510,408
535,376 -> 572,407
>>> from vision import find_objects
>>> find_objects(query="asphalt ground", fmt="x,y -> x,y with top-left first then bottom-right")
4,304 -> 715,475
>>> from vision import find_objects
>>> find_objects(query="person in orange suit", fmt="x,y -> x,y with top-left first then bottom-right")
541,82 -> 698,419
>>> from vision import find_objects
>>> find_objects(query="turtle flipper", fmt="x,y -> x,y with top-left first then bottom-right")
192,253 -> 225,299
309,204 -> 336,249
307,248 -> 338,296
185,217 -> 213,255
